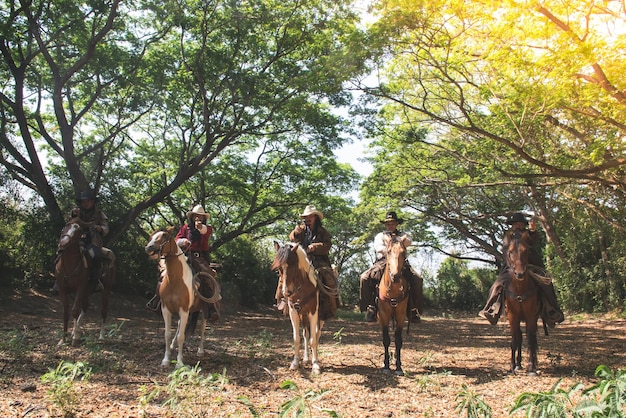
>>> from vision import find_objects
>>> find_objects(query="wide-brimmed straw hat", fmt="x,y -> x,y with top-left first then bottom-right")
380,211 -> 403,224
187,205 -> 210,219
300,205 -> 324,219
506,212 -> 528,225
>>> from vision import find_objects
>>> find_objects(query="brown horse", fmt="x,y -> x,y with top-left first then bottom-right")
54,220 -> 116,346
272,241 -> 324,374
377,233 -> 410,375
145,227 -> 220,368
504,230 -> 541,375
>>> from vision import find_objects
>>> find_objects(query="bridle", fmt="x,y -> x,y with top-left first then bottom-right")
56,224 -> 85,278
379,238 -> 408,308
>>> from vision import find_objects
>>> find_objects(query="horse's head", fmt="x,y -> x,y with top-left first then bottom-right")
272,241 -> 315,297
57,222 -> 82,252
506,231 -> 530,280
383,233 -> 408,283
145,228 -> 178,259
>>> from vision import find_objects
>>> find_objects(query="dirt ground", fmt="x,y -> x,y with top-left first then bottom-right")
0,288 -> 625,417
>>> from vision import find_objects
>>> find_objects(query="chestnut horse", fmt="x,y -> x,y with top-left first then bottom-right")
272,241 -> 324,374
54,220 -> 116,346
145,228 -> 220,368
504,230 -> 541,375
377,233 -> 410,375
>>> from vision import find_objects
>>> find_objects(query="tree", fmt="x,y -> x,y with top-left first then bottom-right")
355,0 -> 626,309
0,0 -> 368,242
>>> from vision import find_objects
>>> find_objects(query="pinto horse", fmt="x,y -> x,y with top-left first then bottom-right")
377,233 -> 410,375
145,228 -> 220,368
54,220 -> 116,346
272,241 -> 324,374
503,231 -> 541,375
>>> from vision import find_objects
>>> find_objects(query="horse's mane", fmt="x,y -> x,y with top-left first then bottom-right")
271,242 -> 316,286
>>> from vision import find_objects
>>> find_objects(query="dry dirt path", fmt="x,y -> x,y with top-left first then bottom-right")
1,288 -> 625,417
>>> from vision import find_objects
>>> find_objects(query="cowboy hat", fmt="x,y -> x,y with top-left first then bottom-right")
76,189 -> 98,203
380,211 -> 404,224
300,205 -> 324,219
187,205 -> 210,219
506,212 -> 528,225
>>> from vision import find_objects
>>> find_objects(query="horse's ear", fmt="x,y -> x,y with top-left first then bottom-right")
166,225 -> 177,235
273,241 -> 281,251
400,234 -> 411,248
291,243 -> 300,252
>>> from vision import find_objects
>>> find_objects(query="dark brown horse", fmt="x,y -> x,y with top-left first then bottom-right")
145,228 -> 220,368
504,230 -> 541,375
377,233 -> 410,375
272,241 -> 324,374
54,220 -> 116,346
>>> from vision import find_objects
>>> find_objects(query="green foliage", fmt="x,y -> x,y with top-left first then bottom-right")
575,365 -> 626,417
278,380 -> 336,417
216,236 -> 277,308
454,384 -> 492,418
430,258 -> 485,311
358,0 -> 626,314
41,361 -> 92,417
510,379 -> 584,417
140,363 -> 229,416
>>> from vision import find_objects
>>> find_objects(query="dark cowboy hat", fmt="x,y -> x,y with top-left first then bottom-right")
76,189 -> 98,202
380,211 -> 404,224
506,212 -> 528,225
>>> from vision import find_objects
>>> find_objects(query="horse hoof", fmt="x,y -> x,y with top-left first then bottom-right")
382,367 -> 391,374
527,371 -> 538,377
197,349 -> 205,356
161,360 -> 170,367
312,364 -> 321,375
394,369 -> 404,376
289,362 -> 299,371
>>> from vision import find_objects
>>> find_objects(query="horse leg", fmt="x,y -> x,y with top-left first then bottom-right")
394,324 -> 404,375
161,309 -> 173,367
174,311 -> 189,368
99,264 -> 113,341
526,320 -> 539,376
509,322 -> 522,374
71,293 -> 86,346
310,312 -> 321,374
197,308 -> 207,356
289,308 -> 300,370
58,290 -> 70,346
382,325 -> 391,373
302,323 -> 310,365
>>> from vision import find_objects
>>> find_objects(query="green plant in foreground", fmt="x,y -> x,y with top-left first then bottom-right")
574,365 -> 626,417
455,384 -> 492,418
332,327 -> 345,344
510,378 -> 584,417
279,380 -> 337,417
140,363 -> 229,417
41,360 -> 92,417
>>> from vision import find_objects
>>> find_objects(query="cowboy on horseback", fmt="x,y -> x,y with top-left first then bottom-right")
147,205 -> 220,321
479,212 -> 565,327
52,189 -> 108,294
275,205 -> 340,321
359,211 -> 424,323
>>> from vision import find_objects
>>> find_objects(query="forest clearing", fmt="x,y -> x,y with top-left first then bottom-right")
1,288 -> 624,417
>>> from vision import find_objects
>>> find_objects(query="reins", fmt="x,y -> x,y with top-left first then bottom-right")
56,227 -> 87,280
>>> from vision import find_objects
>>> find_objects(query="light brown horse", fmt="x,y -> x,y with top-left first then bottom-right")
504,230 -> 541,375
145,227 -> 220,368
377,233 -> 410,375
272,241 -> 324,374
54,220 -> 116,346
